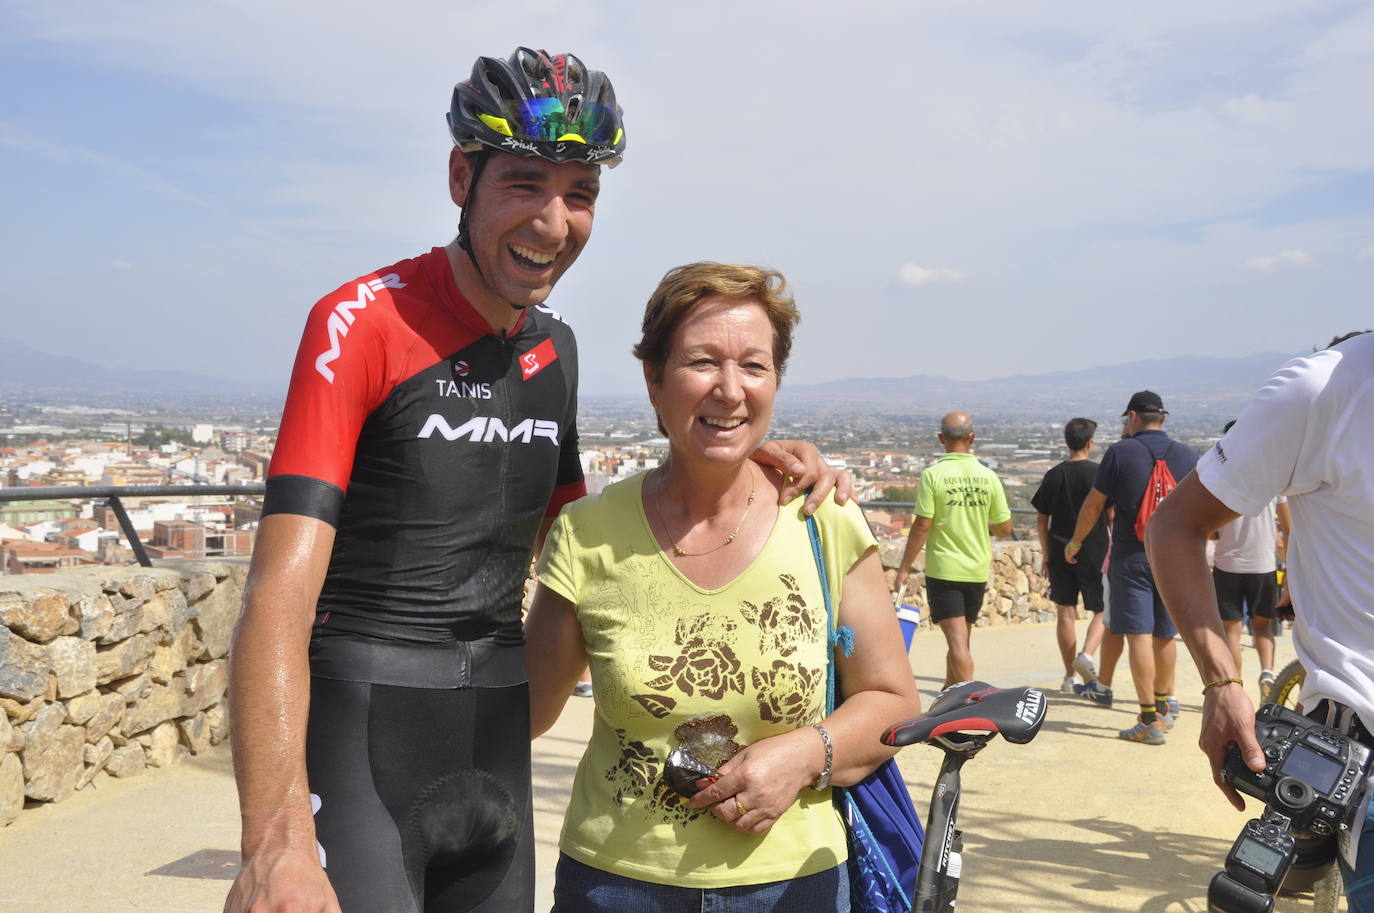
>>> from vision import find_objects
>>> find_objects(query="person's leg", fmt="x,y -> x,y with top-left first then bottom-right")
1253,616 -> 1275,671
1055,603 -> 1078,677
1082,611 -> 1106,659
1111,554 -> 1166,743
1222,619 -> 1244,676
1099,632 -> 1124,688
939,615 -> 973,688
1126,633 -> 1156,716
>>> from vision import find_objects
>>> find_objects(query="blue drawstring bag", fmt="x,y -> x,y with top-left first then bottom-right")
807,513 -> 924,913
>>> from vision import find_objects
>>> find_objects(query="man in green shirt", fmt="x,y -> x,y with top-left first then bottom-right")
896,412 -> 1013,687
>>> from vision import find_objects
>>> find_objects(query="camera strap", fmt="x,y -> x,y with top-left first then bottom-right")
1310,700 -> 1374,872
1309,699 -> 1374,750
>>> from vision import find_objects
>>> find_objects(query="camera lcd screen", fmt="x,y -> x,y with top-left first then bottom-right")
1235,836 -> 1286,876
1280,743 -> 1343,795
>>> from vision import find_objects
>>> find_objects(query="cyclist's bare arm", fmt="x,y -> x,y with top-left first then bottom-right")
224,514 -> 341,913
1146,473 -> 1263,810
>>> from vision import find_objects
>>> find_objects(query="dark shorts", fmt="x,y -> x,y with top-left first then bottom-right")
926,577 -> 987,624
1046,555 -> 1105,612
306,639 -> 533,913
1212,568 -> 1279,622
1105,551 -> 1177,639
552,853 -> 850,913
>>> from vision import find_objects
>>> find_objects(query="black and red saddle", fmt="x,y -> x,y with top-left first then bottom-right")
882,681 -> 1047,748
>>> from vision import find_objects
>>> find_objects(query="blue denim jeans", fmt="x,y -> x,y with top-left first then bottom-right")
551,853 -> 851,913
1339,796 -> 1374,913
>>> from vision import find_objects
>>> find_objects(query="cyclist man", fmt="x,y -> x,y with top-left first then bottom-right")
1148,331 -> 1374,911
224,48 -> 848,913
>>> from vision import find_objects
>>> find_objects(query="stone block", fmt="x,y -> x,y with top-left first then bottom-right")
192,581 -> 241,660
142,720 -> 183,768
120,678 -> 188,736
95,634 -> 154,685
1013,569 -> 1030,596
149,644 -> 186,685
165,590 -> 194,638
78,736 -> 114,789
185,660 -> 228,714
1,628 -> 51,702
101,599 -> 145,644
20,703 -> 85,802
206,702 -> 230,745
0,713 -> 11,751
83,693 -> 125,743
113,672 -> 152,703
65,690 -> 102,726
105,744 -> 145,779
0,752 -> 22,825
178,712 -> 211,755
75,594 -> 114,642
48,637 -> 97,699
0,589 -> 76,643
138,594 -> 171,636
182,572 -> 216,603
120,575 -> 158,601
0,695 -> 42,727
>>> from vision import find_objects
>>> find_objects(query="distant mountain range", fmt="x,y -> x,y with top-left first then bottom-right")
0,336 -> 1294,420
774,351 -> 1297,420
0,338 -> 280,402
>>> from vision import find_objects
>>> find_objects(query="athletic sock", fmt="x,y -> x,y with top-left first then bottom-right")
1139,705 -> 1157,725
1154,694 -> 1169,717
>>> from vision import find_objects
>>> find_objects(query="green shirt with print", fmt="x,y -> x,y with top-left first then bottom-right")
914,452 -> 1012,582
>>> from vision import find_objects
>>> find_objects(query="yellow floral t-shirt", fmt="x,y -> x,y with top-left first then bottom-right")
536,473 -> 877,887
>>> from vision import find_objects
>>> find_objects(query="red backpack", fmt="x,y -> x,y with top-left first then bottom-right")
1133,439 -> 1178,541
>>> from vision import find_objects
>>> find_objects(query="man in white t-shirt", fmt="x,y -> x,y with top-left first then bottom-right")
1147,330 -> 1374,911
1210,417 -> 1292,698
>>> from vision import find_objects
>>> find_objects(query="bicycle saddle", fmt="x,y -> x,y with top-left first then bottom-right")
881,681 -> 1047,748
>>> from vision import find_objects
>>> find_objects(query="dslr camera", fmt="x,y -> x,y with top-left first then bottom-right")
1208,703 -> 1372,913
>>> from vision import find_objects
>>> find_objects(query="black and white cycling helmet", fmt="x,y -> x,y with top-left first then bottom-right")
447,47 -> 626,168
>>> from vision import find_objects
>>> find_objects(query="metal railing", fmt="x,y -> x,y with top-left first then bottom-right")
0,484 -> 265,568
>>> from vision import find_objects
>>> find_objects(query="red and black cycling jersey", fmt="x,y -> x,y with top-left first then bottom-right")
264,247 -> 585,646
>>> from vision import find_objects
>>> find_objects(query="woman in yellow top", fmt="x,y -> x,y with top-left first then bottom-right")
526,262 -> 921,912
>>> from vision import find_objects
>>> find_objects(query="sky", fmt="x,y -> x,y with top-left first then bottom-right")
2,1 -> 1372,397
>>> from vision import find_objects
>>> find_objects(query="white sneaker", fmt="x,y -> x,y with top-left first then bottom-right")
1072,651 -> 1099,684
1060,675 -> 1077,693
1258,670 -> 1276,701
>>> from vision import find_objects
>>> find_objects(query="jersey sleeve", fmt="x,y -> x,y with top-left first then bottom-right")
535,509 -> 579,605
815,497 -> 879,611
264,290 -> 391,527
549,332 -> 586,515
1093,444 -> 1121,502
913,470 -> 937,519
1196,352 -> 1334,517
988,472 -> 1012,525
1029,468 -> 1054,516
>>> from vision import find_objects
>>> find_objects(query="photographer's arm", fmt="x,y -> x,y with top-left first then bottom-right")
1146,474 -> 1264,811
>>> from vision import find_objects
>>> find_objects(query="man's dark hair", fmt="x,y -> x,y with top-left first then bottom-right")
1320,329 -> 1371,350
1064,417 -> 1097,452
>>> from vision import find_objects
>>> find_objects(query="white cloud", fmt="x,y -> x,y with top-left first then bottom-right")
1244,249 -> 1315,271
1359,242 -> 1374,262
108,259 -> 133,271
897,264 -> 965,288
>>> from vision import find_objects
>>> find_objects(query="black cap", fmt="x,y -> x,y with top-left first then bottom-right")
1122,390 -> 1167,417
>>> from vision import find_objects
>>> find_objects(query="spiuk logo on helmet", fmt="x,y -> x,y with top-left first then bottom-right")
447,47 -> 626,168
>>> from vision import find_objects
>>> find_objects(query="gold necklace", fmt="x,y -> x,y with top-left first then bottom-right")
653,468 -> 757,557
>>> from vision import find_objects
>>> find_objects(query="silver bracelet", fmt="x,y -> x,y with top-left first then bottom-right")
810,723 -> 834,790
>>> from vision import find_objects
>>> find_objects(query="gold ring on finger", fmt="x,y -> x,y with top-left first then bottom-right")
735,797 -> 748,815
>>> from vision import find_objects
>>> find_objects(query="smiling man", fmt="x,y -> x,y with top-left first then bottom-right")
224,49 -> 846,913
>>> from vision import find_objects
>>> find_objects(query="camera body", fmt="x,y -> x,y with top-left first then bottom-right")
1209,703 -> 1372,913
1221,702 -> 1370,836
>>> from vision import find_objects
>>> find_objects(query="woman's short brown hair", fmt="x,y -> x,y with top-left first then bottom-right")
633,262 -> 800,381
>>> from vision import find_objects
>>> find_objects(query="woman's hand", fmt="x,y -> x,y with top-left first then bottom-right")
688,727 -> 823,835
750,440 -> 853,514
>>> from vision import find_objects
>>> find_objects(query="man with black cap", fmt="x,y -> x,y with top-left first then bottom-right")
1065,391 -> 1198,744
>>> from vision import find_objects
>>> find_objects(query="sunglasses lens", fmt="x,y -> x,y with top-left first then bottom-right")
664,748 -> 720,797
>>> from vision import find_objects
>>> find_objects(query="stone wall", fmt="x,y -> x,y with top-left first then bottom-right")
881,539 -> 1061,628
0,560 -> 246,826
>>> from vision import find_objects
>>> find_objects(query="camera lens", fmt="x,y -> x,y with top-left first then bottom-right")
1275,776 -> 1315,812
